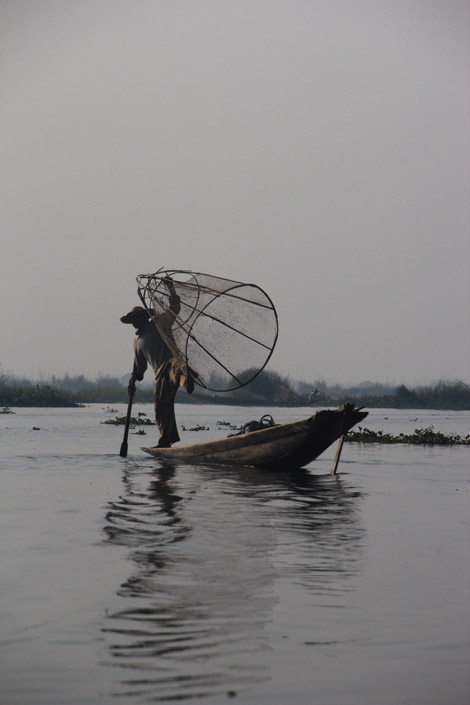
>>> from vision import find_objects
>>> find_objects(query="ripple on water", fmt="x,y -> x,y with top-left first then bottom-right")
101,463 -> 283,701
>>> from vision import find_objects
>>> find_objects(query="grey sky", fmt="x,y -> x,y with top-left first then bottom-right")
1,0 -> 469,385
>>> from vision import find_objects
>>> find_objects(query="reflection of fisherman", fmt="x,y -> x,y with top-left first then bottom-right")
120,278 -> 194,448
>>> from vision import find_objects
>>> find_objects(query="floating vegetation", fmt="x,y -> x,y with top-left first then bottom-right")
181,424 -> 209,432
102,412 -> 154,427
217,420 -> 240,431
1,407 -> 14,414
346,426 -> 470,446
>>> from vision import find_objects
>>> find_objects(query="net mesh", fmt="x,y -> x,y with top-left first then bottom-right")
136,270 -> 278,392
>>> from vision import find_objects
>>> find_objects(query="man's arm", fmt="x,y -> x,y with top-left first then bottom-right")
128,345 -> 147,395
164,276 -> 181,317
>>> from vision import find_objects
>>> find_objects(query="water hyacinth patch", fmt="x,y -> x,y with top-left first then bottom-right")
346,426 -> 470,446
102,411 -> 154,427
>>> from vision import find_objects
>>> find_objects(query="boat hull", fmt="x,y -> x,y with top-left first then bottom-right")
142,404 -> 367,470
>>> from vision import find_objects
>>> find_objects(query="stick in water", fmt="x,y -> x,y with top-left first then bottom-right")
119,389 -> 134,457
331,433 -> 346,475
332,406 -> 350,475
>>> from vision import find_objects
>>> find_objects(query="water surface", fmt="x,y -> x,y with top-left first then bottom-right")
1,405 -> 469,704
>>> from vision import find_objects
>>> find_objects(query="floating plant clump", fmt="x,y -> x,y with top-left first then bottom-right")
346,426 -> 470,446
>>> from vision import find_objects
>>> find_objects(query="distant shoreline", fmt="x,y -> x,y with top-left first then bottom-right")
1,375 -> 469,411
1,393 -> 469,412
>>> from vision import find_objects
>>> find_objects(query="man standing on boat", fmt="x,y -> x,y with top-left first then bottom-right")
120,277 -> 194,447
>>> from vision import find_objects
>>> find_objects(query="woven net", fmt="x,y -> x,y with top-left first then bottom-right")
136,269 -> 278,392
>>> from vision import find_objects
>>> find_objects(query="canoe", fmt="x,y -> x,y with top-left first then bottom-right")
143,404 -> 368,471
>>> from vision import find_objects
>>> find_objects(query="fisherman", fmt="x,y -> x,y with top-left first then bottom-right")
120,277 -> 194,447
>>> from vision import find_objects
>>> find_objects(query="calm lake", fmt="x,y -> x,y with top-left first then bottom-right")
1,404 -> 469,705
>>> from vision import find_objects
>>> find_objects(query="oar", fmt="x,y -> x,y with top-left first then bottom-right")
119,388 -> 135,458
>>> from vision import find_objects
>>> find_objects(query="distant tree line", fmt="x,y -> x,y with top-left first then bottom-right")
1,370 -> 469,409
293,377 -> 470,410
335,380 -> 470,410
0,373 -> 128,407
0,378 -> 78,407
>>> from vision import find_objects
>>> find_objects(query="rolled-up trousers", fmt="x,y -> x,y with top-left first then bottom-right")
154,358 -> 194,446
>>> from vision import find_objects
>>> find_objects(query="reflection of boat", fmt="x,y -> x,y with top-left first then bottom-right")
143,404 -> 367,470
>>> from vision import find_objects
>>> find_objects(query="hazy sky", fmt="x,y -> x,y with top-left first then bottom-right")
1,0 -> 469,385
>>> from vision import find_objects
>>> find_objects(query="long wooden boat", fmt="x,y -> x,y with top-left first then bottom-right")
143,404 -> 367,471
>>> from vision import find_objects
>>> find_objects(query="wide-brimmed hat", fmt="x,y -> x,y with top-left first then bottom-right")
120,306 -> 150,324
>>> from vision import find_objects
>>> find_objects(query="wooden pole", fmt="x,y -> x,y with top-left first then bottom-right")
332,406 -> 351,475
119,389 -> 134,458
331,432 -> 346,475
